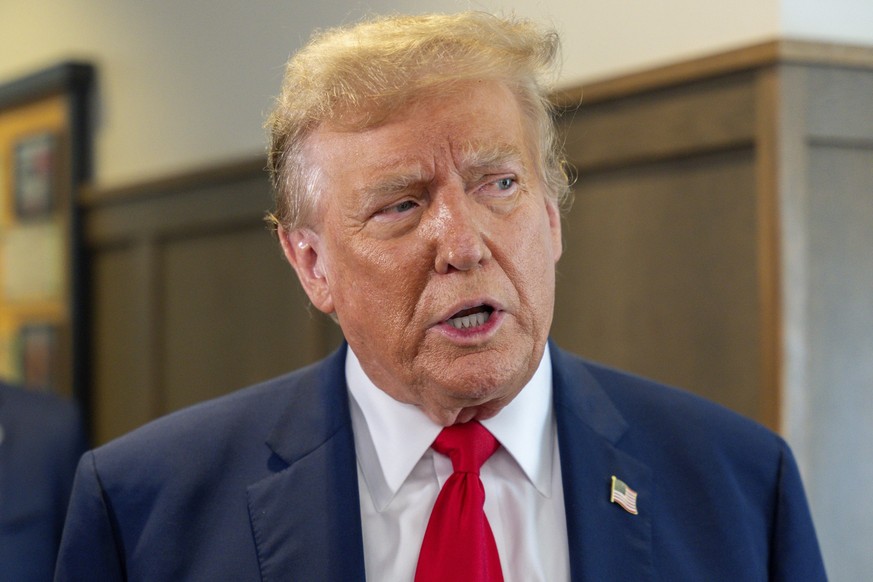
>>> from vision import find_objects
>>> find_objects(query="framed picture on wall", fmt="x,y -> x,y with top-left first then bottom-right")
13,131 -> 58,219
19,322 -> 60,392
0,62 -> 94,405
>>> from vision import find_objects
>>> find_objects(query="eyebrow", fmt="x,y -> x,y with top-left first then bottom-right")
361,167 -> 428,199
359,141 -> 527,199
457,141 -> 526,173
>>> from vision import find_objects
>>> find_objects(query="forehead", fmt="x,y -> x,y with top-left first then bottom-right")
304,81 -> 533,179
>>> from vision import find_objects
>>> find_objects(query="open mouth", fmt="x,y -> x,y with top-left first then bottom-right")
446,305 -> 495,330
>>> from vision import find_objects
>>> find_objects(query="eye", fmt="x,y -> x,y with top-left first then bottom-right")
478,175 -> 518,197
375,199 -> 419,217
496,177 -> 515,190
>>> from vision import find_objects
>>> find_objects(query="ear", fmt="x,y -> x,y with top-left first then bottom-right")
278,226 -> 335,314
545,198 -> 563,263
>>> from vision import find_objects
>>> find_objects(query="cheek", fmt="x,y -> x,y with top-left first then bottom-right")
507,210 -> 558,302
328,240 -> 429,328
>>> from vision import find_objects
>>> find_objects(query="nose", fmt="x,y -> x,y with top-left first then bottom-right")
429,187 -> 491,274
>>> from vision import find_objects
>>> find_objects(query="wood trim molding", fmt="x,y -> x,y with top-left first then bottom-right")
552,39 -> 873,108
753,67 -> 784,432
81,156 -> 266,207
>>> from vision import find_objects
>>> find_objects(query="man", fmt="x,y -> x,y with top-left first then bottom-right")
56,12 -> 826,581
0,382 -> 86,581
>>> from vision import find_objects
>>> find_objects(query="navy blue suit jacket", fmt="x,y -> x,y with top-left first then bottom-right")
0,383 -> 87,582
55,343 -> 826,580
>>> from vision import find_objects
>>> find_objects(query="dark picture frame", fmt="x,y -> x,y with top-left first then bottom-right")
0,62 -> 94,428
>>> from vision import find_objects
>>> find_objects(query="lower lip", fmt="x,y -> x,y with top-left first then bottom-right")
434,310 -> 505,344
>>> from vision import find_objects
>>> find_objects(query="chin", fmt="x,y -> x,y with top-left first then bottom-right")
426,397 -> 507,427
434,373 -> 520,413
466,403 -> 506,422
441,375 -> 509,401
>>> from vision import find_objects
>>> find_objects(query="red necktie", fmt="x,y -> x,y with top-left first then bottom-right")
415,421 -> 504,582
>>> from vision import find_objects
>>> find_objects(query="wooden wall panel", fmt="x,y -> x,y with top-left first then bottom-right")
92,245 -> 156,442
799,143 -> 873,580
86,162 -> 340,443
806,67 -> 873,142
553,150 -> 761,419
555,66 -> 764,421
160,226 -> 317,412
563,73 -> 756,172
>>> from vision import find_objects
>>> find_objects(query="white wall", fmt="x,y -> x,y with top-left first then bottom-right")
782,0 -> 873,43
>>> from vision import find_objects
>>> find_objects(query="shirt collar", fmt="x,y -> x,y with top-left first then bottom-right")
346,344 -> 555,511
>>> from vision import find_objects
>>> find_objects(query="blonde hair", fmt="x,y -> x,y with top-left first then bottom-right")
266,11 -> 568,231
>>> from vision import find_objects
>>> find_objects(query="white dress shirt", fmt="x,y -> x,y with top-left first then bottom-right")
346,344 -> 570,581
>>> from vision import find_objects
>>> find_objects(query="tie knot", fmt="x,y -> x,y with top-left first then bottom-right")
432,421 -> 499,474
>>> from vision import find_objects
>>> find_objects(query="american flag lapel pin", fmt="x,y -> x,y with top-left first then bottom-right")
610,475 -> 639,515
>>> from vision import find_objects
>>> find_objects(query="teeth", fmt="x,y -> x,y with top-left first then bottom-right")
448,311 -> 490,330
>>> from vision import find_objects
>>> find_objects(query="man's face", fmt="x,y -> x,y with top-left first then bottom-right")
282,81 -> 562,425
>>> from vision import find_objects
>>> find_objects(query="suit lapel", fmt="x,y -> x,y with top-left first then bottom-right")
551,344 -> 654,581
246,345 -> 366,582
